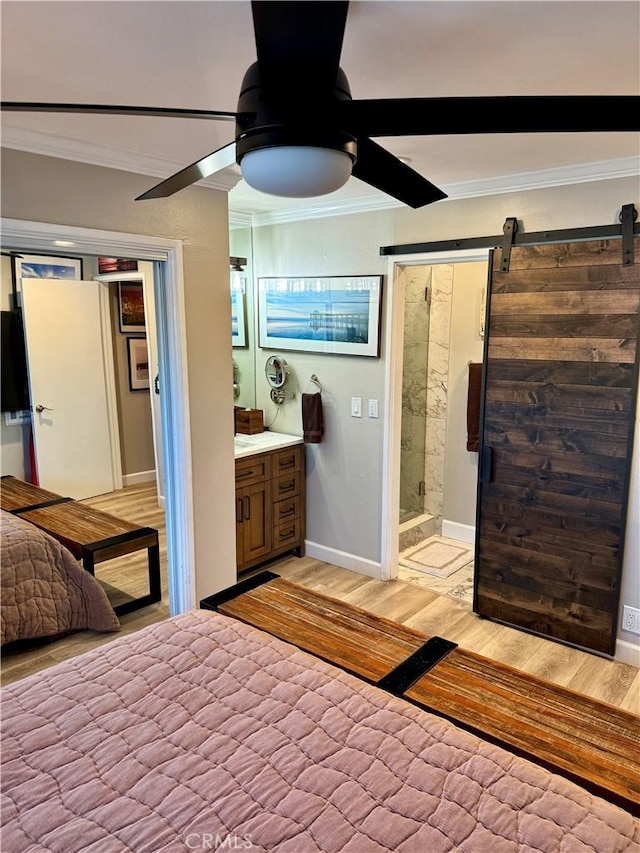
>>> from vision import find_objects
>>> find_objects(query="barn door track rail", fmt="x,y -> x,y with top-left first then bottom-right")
380,203 -> 639,271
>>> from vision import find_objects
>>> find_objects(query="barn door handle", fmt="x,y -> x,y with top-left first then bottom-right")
479,446 -> 493,484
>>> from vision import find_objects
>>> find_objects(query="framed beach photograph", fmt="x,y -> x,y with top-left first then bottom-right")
127,337 -> 150,391
231,289 -> 247,347
12,253 -> 82,286
258,275 -> 383,357
230,268 -> 247,347
118,282 -> 146,332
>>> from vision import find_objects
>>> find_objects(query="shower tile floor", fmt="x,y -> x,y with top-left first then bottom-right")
397,535 -> 474,606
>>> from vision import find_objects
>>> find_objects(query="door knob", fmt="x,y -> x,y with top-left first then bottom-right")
35,404 -> 53,413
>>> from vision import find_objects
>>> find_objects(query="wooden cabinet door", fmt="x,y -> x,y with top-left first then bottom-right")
237,480 -> 272,569
475,238 -> 640,655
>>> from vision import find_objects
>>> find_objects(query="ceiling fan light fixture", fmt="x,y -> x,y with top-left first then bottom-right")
240,146 -> 353,198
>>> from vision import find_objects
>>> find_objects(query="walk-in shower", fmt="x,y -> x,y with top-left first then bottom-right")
398,263 -> 455,548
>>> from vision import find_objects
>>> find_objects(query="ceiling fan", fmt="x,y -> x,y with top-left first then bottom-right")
2,1 -> 638,209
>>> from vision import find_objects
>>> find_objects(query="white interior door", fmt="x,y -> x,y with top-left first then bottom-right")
21,277 -> 120,499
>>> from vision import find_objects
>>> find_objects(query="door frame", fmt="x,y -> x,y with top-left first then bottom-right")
1,217 -> 194,615
381,248 -> 490,581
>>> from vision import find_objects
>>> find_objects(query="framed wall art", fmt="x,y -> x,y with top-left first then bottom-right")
258,275 -> 383,357
230,267 -> 247,347
118,281 -> 146,332
98,257 -> 138,274
12,253 -> 82,286
127,337 -> 150,391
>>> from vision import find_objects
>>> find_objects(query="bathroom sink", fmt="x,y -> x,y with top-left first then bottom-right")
233,437 -> 254,449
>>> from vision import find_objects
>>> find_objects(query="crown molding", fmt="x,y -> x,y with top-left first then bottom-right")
229,211 -> 253,228
1,126 -> 241,193
2,126 -> 636,225
243,156 -> 640,227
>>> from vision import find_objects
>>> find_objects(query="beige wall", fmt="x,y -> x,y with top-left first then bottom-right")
443,261 -> 487,529
108,281 -> 155,477
1,148 -> 237,601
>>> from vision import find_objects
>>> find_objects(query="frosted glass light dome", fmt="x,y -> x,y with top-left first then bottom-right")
240,146 -> 353,198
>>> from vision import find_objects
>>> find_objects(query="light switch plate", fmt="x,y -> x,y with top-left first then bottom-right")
368,399 -> 379,418
351,397 -> 362,417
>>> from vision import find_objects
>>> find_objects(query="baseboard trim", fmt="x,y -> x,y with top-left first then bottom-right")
123,470 -> 156,487
441,520 -> 476,545
304,541 -> 382,579
614,638 -> 640,667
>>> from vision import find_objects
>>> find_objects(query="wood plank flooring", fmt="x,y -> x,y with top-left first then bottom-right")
2,483 -> 639,723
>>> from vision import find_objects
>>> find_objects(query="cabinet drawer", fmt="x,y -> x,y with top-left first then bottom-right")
272,471 -> 301,501
273,517 -> 302,550
272,446 -> 301,479
235,455 -> 269,485
273,495 -> 301,524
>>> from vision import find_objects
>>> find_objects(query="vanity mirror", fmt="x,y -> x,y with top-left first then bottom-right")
229,225 -> 255,409
265,355 -> 290,389
265,355 -> 294,404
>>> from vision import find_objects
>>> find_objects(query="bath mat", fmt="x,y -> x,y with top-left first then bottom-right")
399,535 -> 473,578
398,563 -> 474,606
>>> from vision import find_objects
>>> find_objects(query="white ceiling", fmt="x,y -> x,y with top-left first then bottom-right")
1,1 -> 639,219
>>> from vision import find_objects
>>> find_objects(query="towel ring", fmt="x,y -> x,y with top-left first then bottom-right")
309,374 -> 323,392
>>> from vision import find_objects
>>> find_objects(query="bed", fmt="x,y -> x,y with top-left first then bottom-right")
2,609 -> 638,851
1,509 -> 120,646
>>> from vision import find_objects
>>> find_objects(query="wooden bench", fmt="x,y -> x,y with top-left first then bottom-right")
0,474 -> 72,514
201,571 -> 640,814
2,476 -> 161,617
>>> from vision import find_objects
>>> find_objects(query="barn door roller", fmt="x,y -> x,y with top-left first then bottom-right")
500,217 -> 518,272
620,203 -> 637,266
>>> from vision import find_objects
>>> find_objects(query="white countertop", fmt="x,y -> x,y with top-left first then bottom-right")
234,431 -> 304,459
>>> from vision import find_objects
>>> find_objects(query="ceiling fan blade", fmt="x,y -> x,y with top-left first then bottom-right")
136,142 -> 237,201
352,137 -> 447,208
341,96 -> 640,137
251,1 -> 349,97
0,102 -> 238,121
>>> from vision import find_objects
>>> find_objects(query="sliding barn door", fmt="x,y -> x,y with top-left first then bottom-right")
475,238 -> 640,656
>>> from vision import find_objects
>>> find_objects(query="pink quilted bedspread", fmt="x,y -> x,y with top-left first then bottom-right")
2,610 -> 638,852
1,509 -> 119,645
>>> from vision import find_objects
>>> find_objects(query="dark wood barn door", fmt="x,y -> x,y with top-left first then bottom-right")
475,238 -> 640,655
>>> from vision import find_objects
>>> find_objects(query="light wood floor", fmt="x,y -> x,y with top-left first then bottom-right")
2,483 -> 639,717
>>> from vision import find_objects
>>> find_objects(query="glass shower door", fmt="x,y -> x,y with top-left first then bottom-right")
399,267 -> 430,523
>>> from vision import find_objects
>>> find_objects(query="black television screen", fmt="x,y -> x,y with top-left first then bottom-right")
1,310 -> 30,413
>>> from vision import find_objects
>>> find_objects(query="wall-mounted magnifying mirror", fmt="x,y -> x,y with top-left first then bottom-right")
265,355 -> 290,389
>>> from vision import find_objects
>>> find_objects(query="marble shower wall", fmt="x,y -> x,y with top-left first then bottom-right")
424,264 -> 453,531
399,264 -> 453,531
400,266 -> 430,518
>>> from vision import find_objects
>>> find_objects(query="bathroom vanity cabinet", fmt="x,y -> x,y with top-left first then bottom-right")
234,436 -> 305,573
